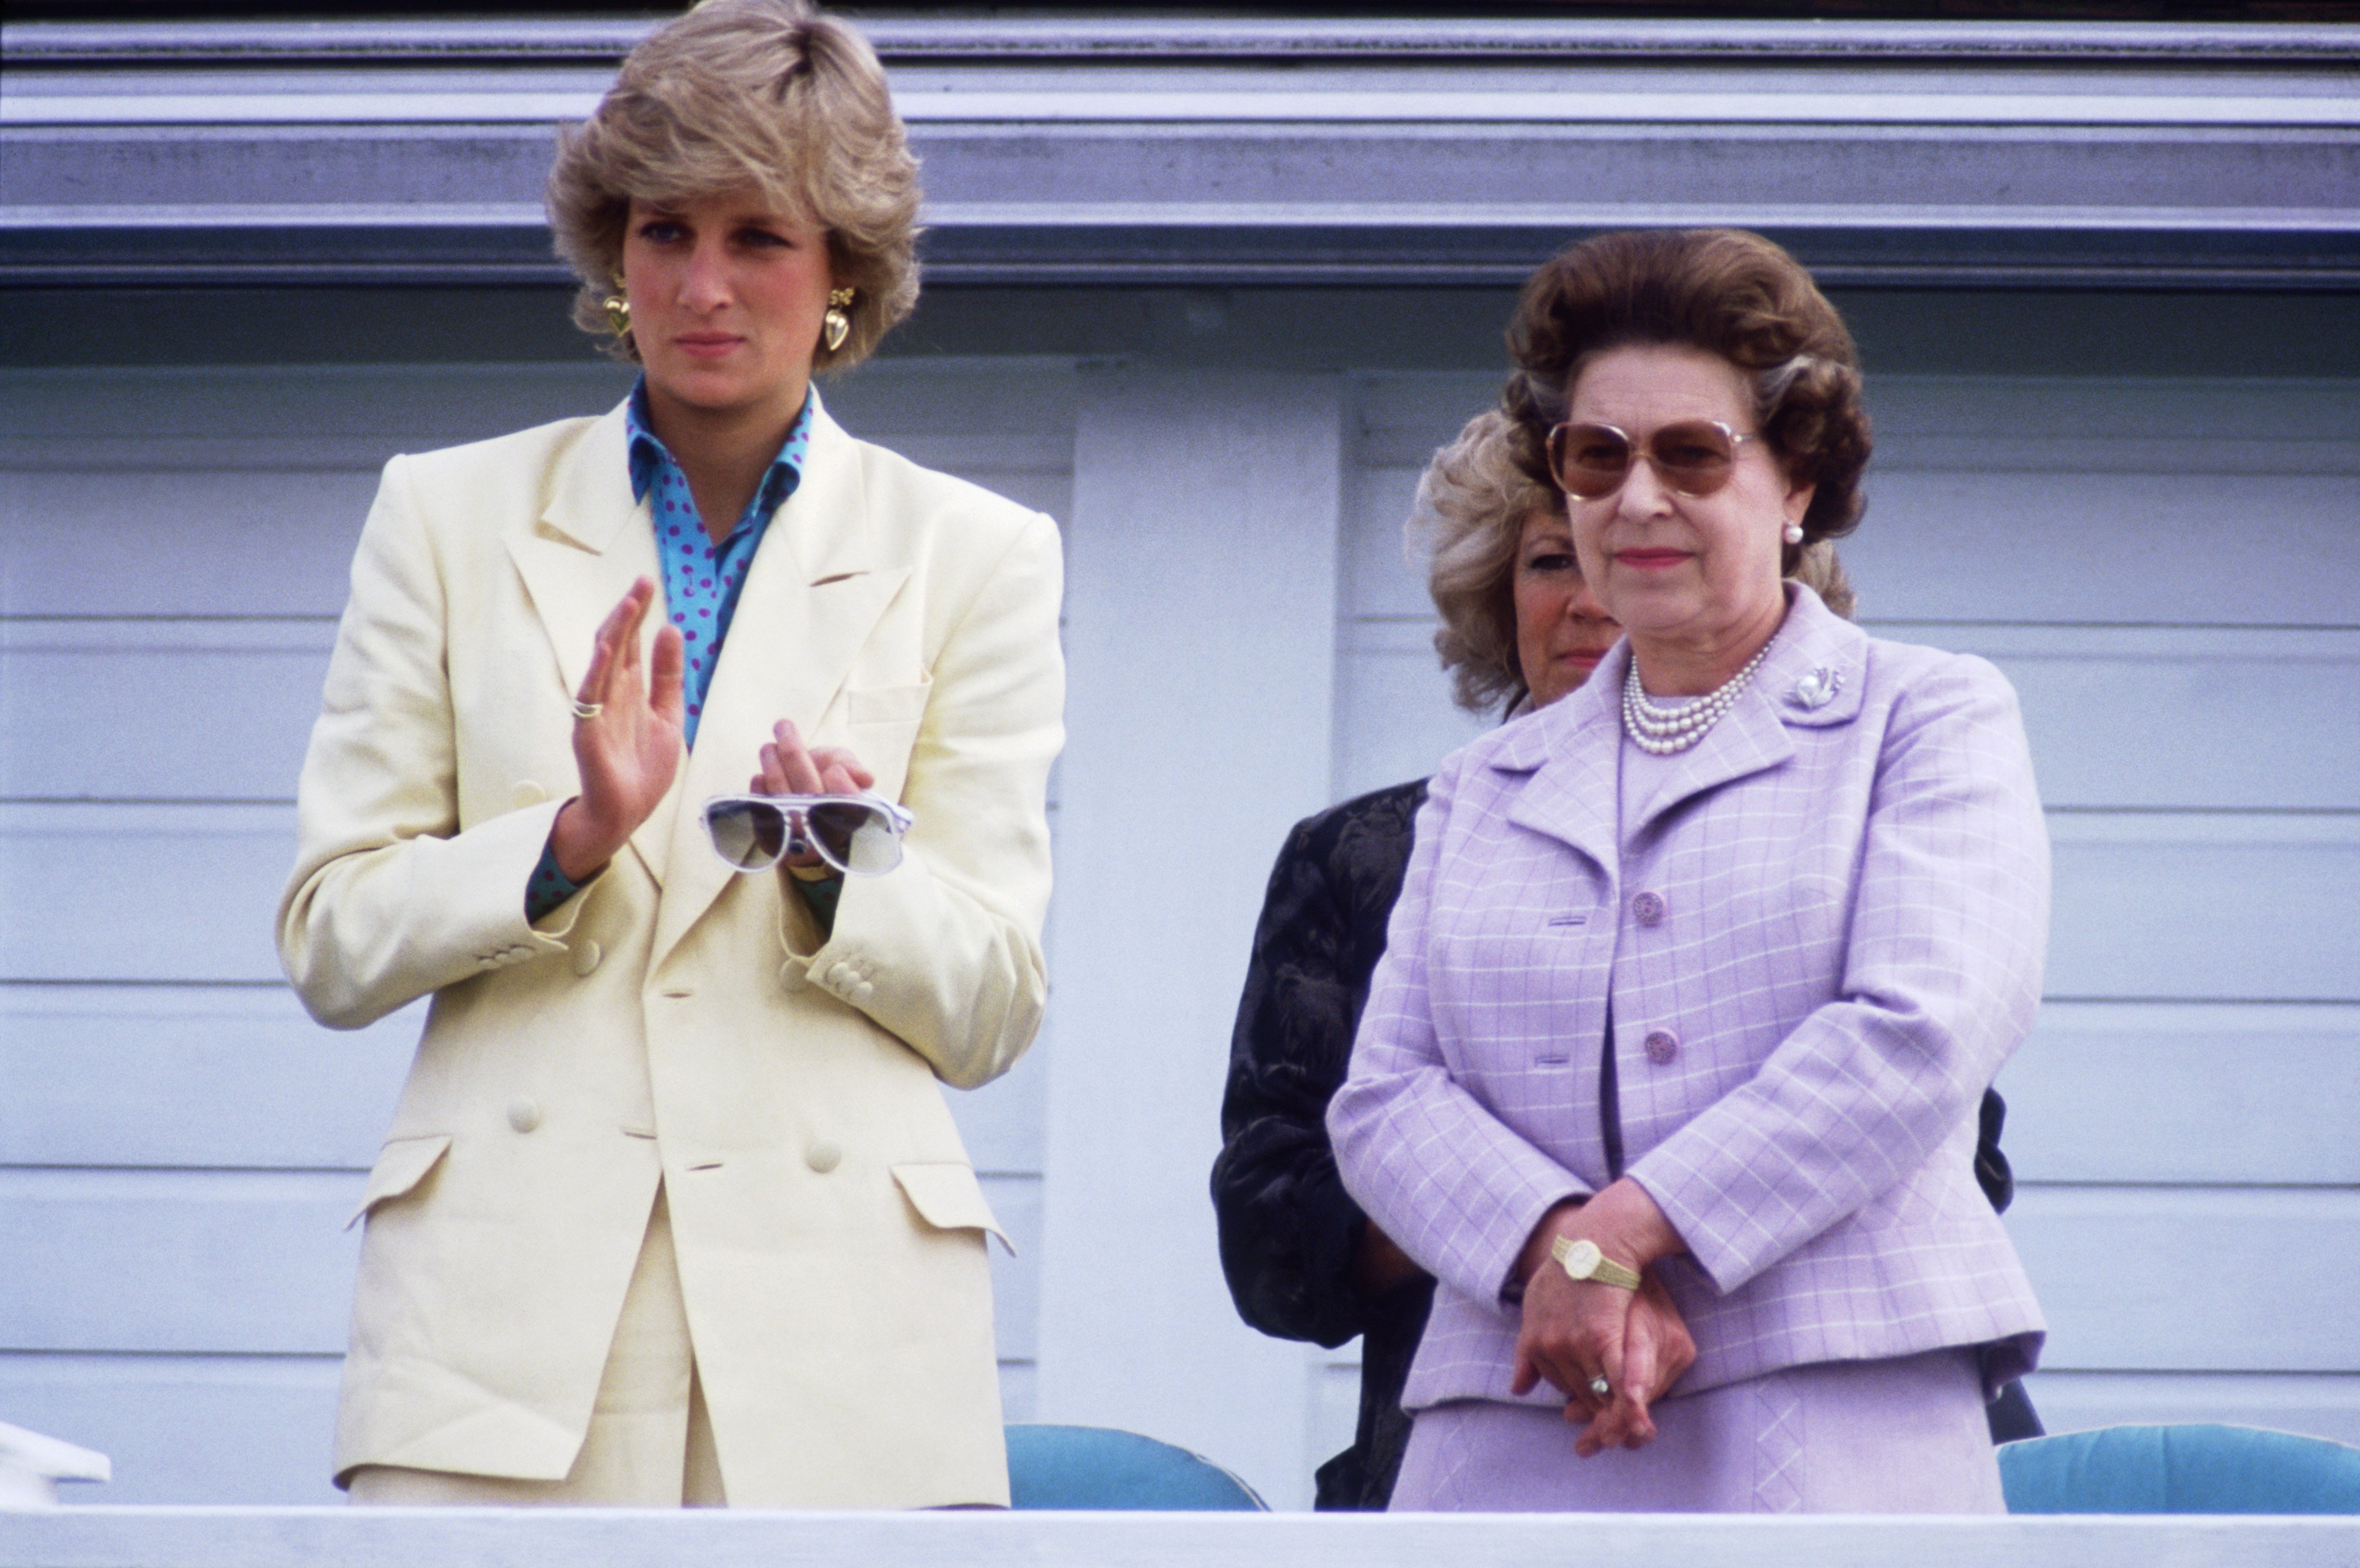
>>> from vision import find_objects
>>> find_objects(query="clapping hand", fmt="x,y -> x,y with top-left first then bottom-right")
549,578 -> 685,881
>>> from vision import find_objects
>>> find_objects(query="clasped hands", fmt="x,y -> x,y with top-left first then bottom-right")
1511,1177 -> 1696,1458
548,578 -> 874,882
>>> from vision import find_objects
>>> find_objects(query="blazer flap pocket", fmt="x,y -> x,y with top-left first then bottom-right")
347,1134 -> 452,1230
891,1162 -> 1012,1254
848,681 -> 932,726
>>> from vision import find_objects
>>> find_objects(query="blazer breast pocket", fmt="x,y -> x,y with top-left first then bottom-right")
845,681 -> 931,799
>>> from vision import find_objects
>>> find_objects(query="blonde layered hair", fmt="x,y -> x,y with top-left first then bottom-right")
547,0 -> 920,371
1417,410 -> 1856,716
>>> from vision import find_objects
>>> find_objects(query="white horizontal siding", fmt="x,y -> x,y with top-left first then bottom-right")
0,360 -> 1076,1500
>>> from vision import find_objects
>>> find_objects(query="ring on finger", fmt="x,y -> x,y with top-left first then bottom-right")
1589,1375 -> 1612,1399
571,699 -> 603,720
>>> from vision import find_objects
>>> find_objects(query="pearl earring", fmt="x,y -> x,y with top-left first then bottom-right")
1782,521 -> 1805,545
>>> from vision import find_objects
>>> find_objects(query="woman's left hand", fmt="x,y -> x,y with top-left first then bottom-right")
1508,1177 -> 1688,1456
750,719 -> 875,872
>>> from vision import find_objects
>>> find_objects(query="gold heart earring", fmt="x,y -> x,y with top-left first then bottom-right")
822,288 -> 855,353
602,275 -> 632,339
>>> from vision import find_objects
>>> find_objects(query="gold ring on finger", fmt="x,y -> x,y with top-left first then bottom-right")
571,699 -> 603,720
1589,1376 -> 1612,1399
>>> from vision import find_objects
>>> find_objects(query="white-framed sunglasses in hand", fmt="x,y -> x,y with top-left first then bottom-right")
702,793 -> 913,878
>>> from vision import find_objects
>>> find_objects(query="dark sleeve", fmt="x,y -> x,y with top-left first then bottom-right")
1975,1086 -> 2015,1214
1211,783 -> 1423,1349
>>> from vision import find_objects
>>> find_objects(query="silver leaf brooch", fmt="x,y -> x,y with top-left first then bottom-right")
1790,667 -> 1842,711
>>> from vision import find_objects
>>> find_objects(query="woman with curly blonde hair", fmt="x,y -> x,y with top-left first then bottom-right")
282,0 -> 1061,1508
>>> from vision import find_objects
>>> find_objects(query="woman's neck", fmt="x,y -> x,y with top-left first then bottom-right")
1629,588 -> 1789,698
645,375 -> 809,546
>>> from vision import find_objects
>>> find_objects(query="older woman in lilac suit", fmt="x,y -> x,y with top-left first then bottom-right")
1329,228 -> 2049,1513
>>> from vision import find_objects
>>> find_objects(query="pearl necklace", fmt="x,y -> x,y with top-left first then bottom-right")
1622,646 -> 1771,755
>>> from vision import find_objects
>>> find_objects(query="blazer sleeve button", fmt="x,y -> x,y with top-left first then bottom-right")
805,1140 -> 842,1173
507,1097 -> 545,1133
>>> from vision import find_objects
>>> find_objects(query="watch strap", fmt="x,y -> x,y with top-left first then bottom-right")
1551,1234 -> 1643,1292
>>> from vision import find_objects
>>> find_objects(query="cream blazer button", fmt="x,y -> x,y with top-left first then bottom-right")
507,1098 -> 545,1134
805,1140 -> 843,1174
511,781 -> 549,808
571,940 -> 603,977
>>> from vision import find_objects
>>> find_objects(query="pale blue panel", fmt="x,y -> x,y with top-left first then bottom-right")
0,364 -> 633,454
1353,372 -> 1510,472
1886,625 -> 2360,813
2005,1185 -> 2360,1373
0,1168 -> 361,1353
985,1175 -> 1042,1364
0,469 -> 376,617
948,1035 -> 1048,1178
0,622 -> 332,800
2000,1003 -> 2360,1186
0,1168 -> 1042,1363
1330,637 -> 1491,803
2046,813 -> 2360,1001
1340,465 -> 1432,622
2022,1370 -> 2360,1452
0,1351 -> 345,1504
1838,469 -> 2360,626
0,986 -> 417,1169
1871,375 -> 2360,447
0,803 -> 292,982
996,1359 -> 1037,1425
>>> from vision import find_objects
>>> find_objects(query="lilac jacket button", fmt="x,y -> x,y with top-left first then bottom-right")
1632,891 -> 1666,926
1643,1029 -> 1679,1065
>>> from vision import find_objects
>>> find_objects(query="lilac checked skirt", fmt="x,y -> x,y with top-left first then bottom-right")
1390,1347 -> 2005,1513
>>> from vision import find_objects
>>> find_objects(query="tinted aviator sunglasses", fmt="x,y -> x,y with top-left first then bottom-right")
1545,420 -> 1762,500
702,794 -> 914,877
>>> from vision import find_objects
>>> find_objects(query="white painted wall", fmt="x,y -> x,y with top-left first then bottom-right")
3,354 -> 2354,1512
1038,370 -> 1345,1508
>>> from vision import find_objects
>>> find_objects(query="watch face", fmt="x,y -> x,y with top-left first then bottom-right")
1562,1239 -> 1602,1277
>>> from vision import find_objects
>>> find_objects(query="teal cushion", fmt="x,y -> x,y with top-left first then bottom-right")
1005,1425 -> 1266,1510
2001,1423 -> 2360,1514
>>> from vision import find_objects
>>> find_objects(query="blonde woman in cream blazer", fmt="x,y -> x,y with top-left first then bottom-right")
277,0 -> 1061,1509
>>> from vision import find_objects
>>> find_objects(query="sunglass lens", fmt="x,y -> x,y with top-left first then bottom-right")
1553,424 -> 1632,499
809,802 -> 902,875
1651,422 -> 1738,495
707,801 -> 785,868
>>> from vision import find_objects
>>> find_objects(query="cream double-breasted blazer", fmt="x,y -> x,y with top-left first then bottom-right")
278,395 -> 1063,1508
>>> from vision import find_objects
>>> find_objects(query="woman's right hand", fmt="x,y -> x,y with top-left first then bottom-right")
549,578 -> 685,881
1509,1181 -> 1693,1456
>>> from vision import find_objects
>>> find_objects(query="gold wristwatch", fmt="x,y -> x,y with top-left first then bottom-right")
1552,1236 -> 1642,1292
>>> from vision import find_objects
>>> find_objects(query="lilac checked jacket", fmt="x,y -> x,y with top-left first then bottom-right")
1329,586 -> 2048,1412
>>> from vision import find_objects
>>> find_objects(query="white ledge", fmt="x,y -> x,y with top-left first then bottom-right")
0,1507 -> 2355,1568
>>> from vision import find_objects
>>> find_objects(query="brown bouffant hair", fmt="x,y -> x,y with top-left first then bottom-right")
1502,228 -> 1872,561
1418,409 -> 1858,717
546,0 -> 920,373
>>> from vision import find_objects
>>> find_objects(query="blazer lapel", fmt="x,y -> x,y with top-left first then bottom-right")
1623,584 -> 1865,840
650,405 -> 911,972
503,402 -> 682,885
1503,642 -> 1625,877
